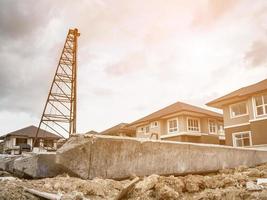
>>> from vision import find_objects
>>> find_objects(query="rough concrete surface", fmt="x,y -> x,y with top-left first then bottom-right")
56,134 -> 267,180
0,153 -> 62,178
0,155 -> 18,171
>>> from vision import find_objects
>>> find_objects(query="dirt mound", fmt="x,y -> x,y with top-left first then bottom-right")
0,180 -> 38,200
2,163 -> 267,199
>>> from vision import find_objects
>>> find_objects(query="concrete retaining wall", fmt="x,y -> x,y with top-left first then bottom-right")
56,134 -> 267,180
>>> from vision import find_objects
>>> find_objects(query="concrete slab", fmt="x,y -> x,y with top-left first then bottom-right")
56,135 -> 267,180
55,135 -> 92,178
0,154 -> 19,171
6,153 -> 62,178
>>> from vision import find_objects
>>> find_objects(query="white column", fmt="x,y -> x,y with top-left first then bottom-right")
53,140 -> 57,149
27,138 -> 33,147
40,139 -> 44,147
12,137 -> 16,147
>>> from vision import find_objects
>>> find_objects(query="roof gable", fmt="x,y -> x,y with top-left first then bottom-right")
0,125 -> 62,139
207,79 -> 267,108
130,101 -> 222,126
101,123 -> 135,136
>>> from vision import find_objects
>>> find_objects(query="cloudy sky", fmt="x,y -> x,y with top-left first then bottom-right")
0,0 -> 267,136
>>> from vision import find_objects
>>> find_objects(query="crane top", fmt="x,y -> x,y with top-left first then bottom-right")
69,28 -> 80,37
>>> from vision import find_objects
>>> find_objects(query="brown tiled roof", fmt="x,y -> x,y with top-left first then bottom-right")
85,130 -> 99,134
129,101 -> 222,126
207,79 -> 267,108
101,123 -> 135,136
0,125 -> 62,140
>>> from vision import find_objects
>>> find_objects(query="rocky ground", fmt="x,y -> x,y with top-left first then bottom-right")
2,164 -> 267,200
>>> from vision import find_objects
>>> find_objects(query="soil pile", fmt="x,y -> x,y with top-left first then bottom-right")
2,163 -> 267,200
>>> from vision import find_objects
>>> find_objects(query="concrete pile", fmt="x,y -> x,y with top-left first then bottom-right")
56,134 -> 267,179
2,134 -> 267,179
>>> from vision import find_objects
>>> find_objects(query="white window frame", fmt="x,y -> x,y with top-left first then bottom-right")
232,131 -> 252,147
151,121 -> 159,128
230,101 -> 248,119
208,119 -> 217,134
167,118 -> 179,134
187,117 -> 201,132
253,94 -> 267,117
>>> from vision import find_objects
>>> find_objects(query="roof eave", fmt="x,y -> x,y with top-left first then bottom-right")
206,102 -> 223,109
129,109 -> 222,127
206,95 -> 252,109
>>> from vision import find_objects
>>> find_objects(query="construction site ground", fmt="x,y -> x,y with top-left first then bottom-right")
2,164 -> 267,200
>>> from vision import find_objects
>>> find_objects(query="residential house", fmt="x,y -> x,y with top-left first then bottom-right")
100,123 -> 136,137
0,140 -> 3,154
85,130 -> 99,135
129,101 -> 225,144
206,79 -> 267,147
0,125 -> 62,154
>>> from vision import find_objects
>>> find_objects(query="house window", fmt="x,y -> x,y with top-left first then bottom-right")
233,131 -> 252,147
43,140 -> 54,148
208,120 -> 217,134
230,102 -> 248,118
151,121 -> 159,128
168,118 -> 178,133
254,94 -> 267,116
33,139 -> 41,147
15,138 -> 27,146
187,118 -> 200,132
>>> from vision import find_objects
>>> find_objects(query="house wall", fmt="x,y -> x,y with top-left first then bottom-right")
223,100 -> 251,127
162,135 -> 220,145
3,136 -> 58,154
162,135 -> 201,143
225,120 -> 267,147
179,115 -> 187,132
223,92 -> 267,127
159,119 -> 166,136
248,98 -> 255,119
201,118 -> 208,133
160,115 -> 222,136
225,125 -> 250,146
151,122 -> 161,134
160,115 -> 186,135
136,123 -> 150,138
4,137 -> 16,149
250,119 -> 267,145
135,114 -> 224,145
201,134 -> 220,144
223,91 -> 267,146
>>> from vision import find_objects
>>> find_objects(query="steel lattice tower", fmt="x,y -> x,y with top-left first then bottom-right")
34,28 -> 80,145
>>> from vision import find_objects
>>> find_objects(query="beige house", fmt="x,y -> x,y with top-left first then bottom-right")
207,79 -> 267,147
129,101 -> 225,145
0,140 -> 3,154
0,125 -> 62,155
100,123 -> 136,137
